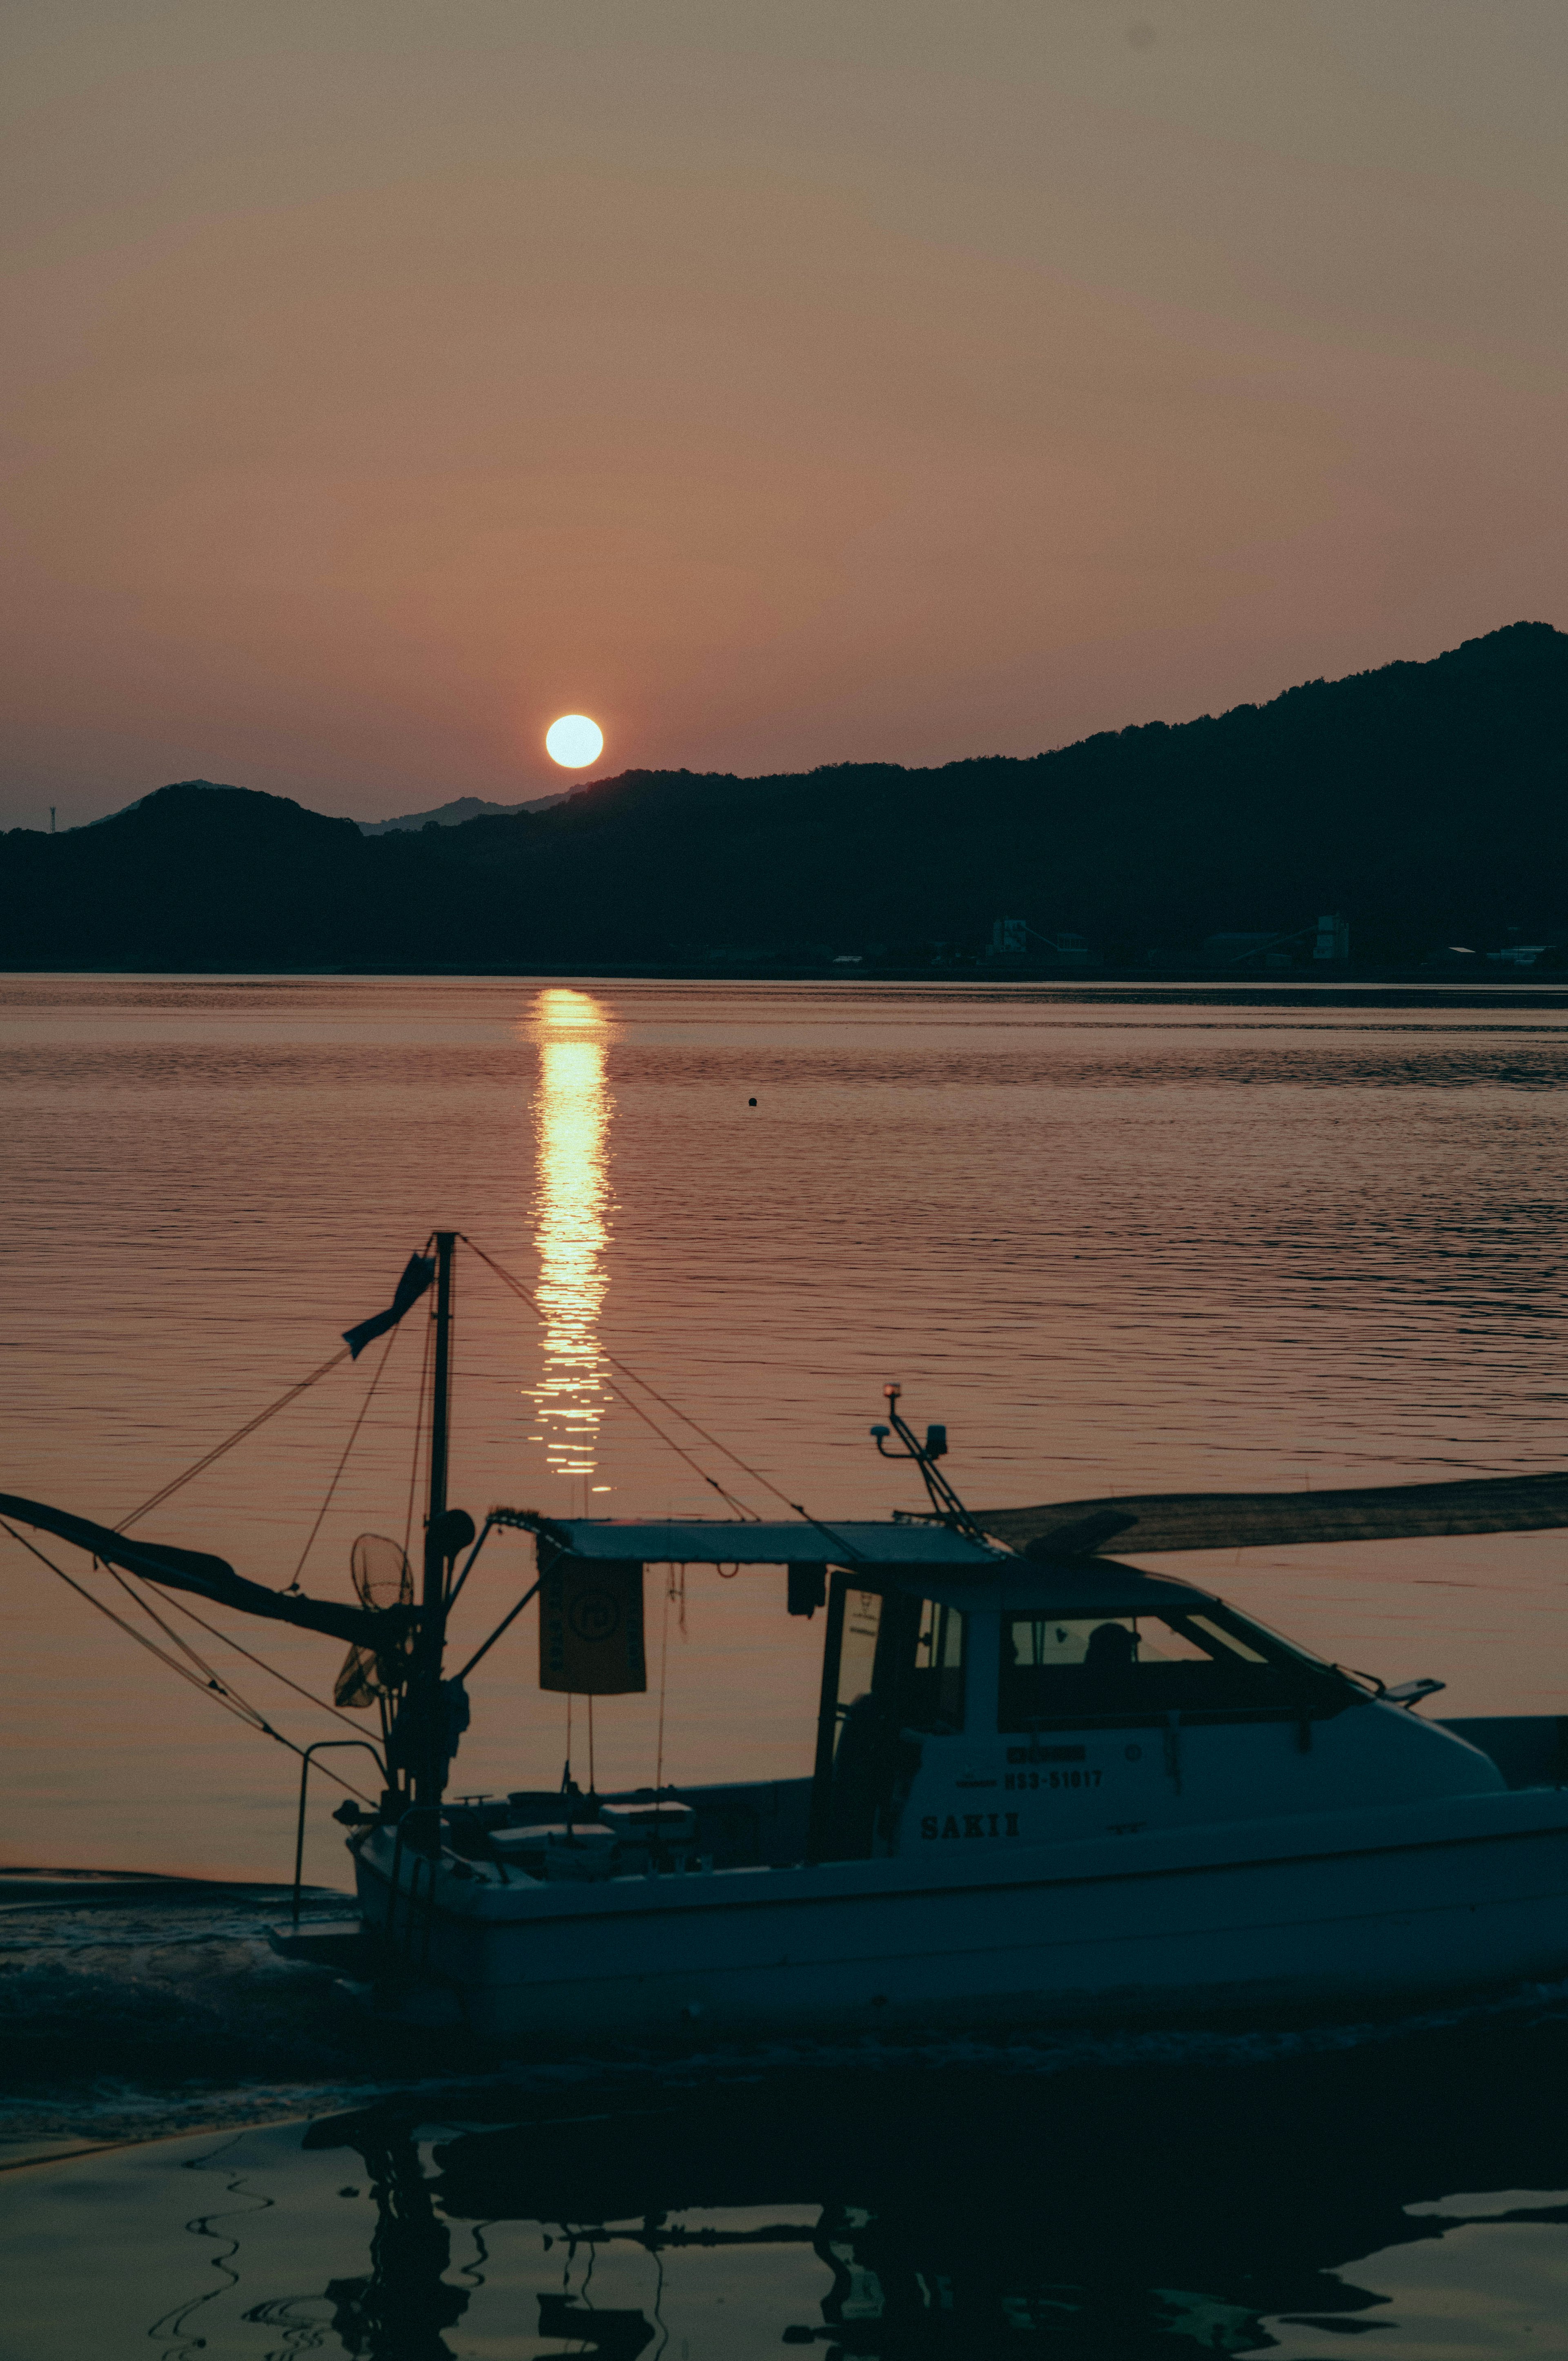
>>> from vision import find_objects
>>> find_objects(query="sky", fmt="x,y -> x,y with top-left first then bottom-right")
2,0 -> 1566,828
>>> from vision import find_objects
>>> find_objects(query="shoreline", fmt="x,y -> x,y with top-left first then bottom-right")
5,967 -> 1568,1007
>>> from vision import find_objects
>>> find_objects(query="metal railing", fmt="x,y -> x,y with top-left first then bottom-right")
290,1737 -> 387,1927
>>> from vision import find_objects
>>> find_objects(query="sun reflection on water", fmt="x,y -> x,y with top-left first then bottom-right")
525,988 -> 612,1495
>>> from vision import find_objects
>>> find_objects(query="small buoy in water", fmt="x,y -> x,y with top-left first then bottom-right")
748,1097 -> 757,1106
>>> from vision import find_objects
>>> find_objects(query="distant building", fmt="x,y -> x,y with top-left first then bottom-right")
1207,916 -> 1347,967
1203,931 -> 1288,967
986,917 -> 1089,966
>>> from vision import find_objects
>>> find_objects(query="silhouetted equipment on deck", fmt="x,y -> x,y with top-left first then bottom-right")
788,1562 -> 827,1617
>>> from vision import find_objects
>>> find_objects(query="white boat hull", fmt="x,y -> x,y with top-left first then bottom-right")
353,1787 -> 1568,2042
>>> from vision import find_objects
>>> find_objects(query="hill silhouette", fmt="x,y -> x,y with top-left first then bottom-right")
4,624 -> 1565,972
358,789 -> 569,834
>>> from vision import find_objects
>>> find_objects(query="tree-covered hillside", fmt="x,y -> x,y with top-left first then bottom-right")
3,622 -> 1564,971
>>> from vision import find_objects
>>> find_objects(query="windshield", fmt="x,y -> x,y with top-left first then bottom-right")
999,1606 -> 1334,1728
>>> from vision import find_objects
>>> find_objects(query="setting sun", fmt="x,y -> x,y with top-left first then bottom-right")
546,714 -> 604,769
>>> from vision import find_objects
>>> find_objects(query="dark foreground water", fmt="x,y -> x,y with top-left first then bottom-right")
4,977 -> 1568,2354
2,1891 -> 1568,2359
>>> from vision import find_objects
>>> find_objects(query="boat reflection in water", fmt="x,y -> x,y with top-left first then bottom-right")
290,2007 -> 1568,2360
524,987 -> 612,1507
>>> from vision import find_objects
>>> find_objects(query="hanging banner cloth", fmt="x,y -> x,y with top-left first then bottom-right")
342,1251 -> 436,1361
538,1548 -> 646,1695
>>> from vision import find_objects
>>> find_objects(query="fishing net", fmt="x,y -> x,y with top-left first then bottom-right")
333,1646 -> 382,1709
334,1534 -> 416,1706
350,1532 -> 413,1610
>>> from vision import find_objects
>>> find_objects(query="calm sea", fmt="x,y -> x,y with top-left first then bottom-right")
2,974 -> 1567,2358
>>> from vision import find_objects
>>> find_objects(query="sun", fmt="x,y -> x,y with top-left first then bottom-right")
545,714 -> 604,769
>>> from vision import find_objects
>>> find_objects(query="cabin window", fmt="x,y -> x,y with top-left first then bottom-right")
1183,1613 -> 1267,1664
814,1581 -> 968,1861
900,1599 -> 966,1733
998,1607 -> 1321,1728
833,1590 -> 966,1738
834,1590 -> 883,1733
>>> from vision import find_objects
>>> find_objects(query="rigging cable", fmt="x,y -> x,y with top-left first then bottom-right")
107,1561 -> 379,1737
4,1516 -> 269,1731
116,1346 -> 353,1534
0,1520 -> 375,1803
98,1556 -> 231,1685
289,1320 -> 403,1590
113,1229 -> 439,1539
461,1239 -> 760,1519
85,1553 -> 370,1752
99,1557 -> 372,1764
463,1236 -> 864,1554
92,1328 -> 408,1733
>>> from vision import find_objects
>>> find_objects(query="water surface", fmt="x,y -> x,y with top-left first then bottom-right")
4,976 -> 1568,2355
5,975 -> 1568,1885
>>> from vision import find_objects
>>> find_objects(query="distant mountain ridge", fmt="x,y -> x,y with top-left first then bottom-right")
4,622 -> 1565,971
359,790 -> 570,834
87,783 -> 575,835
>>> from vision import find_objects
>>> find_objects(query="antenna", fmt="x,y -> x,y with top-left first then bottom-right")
870,1385 -> 985,1540
49,806 -> 56,835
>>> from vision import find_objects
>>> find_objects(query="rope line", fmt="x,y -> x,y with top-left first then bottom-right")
290,1322 -> 401,1589
4,1519 -> 271,1731
462,1237 -> 866,1557
99,1556 -> 223,1684
461,1240 -> 760,1518
116,1346 -> 352,1533
113,1229 -> 439,1538
96,1555 -> 356,1742
92,1554 -> 332,1758
0,1521 -> 376,1803
131,1575 -> 374,1735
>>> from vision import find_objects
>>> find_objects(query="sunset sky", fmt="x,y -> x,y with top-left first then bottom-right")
3,1 -> 1565,828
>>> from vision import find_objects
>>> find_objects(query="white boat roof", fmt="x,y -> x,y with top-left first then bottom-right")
508,1513 -> 1222,1611
519,1515 -> 1006,1568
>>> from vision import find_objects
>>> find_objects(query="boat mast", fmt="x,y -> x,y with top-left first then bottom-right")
427,1230 -> 455,1545
413,1230 -> 457,1809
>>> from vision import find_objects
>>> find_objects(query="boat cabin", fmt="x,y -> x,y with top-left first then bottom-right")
508,1515 -> 1503,1873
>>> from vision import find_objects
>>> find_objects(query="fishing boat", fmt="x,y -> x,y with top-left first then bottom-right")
4,1232 -> 1567,2041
